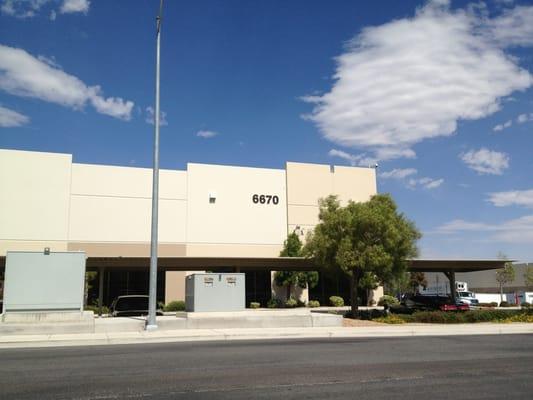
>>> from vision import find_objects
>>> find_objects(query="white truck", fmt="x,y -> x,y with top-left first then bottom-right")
420,281 -> 479,307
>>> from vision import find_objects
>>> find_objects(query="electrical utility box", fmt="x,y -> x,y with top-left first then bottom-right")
185,273 -> 245,312
3,251 -> 86,313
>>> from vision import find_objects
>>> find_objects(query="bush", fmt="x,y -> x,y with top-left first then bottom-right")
521,302 -> 531,308
267,298 -> 283,308
501,313 -> 533,323
329,296 -> 344,307
499,301 -> 510,307
378,295 -> 400,307
355,309 -> 387,320
373,314 -> 406,324
249,302 -> 260,309
379,309 -> 532,324
308,300 -> 320,308
164,300 -> 186,312
285,297 -> 298,308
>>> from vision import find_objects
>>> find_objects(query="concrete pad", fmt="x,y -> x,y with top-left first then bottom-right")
2,311 -> 94,323
183,309 -> 343,329
0,321 -> 95,335
94,317 -> 144,333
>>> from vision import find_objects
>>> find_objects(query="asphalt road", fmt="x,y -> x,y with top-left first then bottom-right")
0,335 -> 532,400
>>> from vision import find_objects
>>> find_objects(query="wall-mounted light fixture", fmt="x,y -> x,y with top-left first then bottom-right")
209,192 -> 217,204
44,247 -> 50,255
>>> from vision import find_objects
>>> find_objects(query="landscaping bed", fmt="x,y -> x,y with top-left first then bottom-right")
370,308 -> 533,324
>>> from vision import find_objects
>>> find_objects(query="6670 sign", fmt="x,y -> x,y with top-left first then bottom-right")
252,194 -> 279,205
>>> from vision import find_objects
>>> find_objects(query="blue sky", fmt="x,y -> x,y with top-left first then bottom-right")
1,0 -> 532,261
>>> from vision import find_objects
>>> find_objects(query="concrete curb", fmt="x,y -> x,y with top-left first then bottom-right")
0,323 -> 532,349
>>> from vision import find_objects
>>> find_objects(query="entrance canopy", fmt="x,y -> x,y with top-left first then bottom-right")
0,256 -> 507,272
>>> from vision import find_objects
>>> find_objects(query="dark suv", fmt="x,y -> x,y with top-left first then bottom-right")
402,294 -> 469,311
109,295 -> 163,317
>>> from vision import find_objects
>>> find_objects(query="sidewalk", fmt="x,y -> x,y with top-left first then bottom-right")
1,323 -> 531,349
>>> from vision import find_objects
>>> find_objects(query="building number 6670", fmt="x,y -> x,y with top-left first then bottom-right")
252,194 -> 279,205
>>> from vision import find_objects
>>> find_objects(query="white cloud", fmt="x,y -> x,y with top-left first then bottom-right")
196,130 -> 218,139
487,5 -> 533,47
380,168 -> 417,179
1,0 -> 89,18
516,113 -> 533,123
460,148 -> 509,175
380,166 -> 442,189
0,105 -> 29,127
1,0 -> 48,18
408,177 -> 444,190
302,1 -> 533,161
0,44 -> 133,120
488,189 -> 533,208
145,106 -> 168,126
493,119 -> 512,131
60,0 -> 89,14
327,148 -> 374,167
435,215 -> 533,244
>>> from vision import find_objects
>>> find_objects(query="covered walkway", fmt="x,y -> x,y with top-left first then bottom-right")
0,256 -> 508,310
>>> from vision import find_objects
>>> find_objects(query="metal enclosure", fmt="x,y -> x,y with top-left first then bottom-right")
185,273 -> 245,312
3,251 -> 86,313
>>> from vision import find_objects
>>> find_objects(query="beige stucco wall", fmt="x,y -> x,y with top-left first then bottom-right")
68,163 -> 187,246
286,162 -> 376,238
165,271 -> 186,303
0,149 -> 72,256
186,163 -> 287,255
1,149 -> 381,304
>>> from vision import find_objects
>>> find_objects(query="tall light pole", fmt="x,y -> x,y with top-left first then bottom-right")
146,0 -> 163,331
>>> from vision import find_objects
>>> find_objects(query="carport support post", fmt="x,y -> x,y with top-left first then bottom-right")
444,270 -> 457,304
98,267 -> 105,317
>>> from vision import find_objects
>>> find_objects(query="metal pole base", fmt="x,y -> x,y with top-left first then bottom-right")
145,324 -> 158,331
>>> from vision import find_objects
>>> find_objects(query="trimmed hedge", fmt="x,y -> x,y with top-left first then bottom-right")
285,297 -> 298,308
164,300 -> 186,312
355,309 -> 387,320
378,295 -> 400,307
308,300 -> 320,308
329,296 -> 345,307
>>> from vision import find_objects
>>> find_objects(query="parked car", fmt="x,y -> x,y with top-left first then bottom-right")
402,294 -> 470,312
109,295 -> 163,317
456,291 -> 479,307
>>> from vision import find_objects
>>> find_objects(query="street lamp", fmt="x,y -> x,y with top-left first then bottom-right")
146,0 -> 164,331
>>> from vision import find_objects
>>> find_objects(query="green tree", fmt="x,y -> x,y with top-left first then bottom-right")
495,253 -> 515,303
274,232 -> 319,300
524,265 -> 533,290
409,272 -> 427,293
305,194 -> 420,316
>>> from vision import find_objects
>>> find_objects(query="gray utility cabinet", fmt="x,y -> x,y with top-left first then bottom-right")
3,251 -> 86,313
185,273 -> 245,312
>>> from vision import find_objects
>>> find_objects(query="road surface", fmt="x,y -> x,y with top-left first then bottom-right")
0,334 -> 532,399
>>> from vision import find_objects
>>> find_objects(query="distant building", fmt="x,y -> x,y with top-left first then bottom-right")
425,263 -> 532,294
